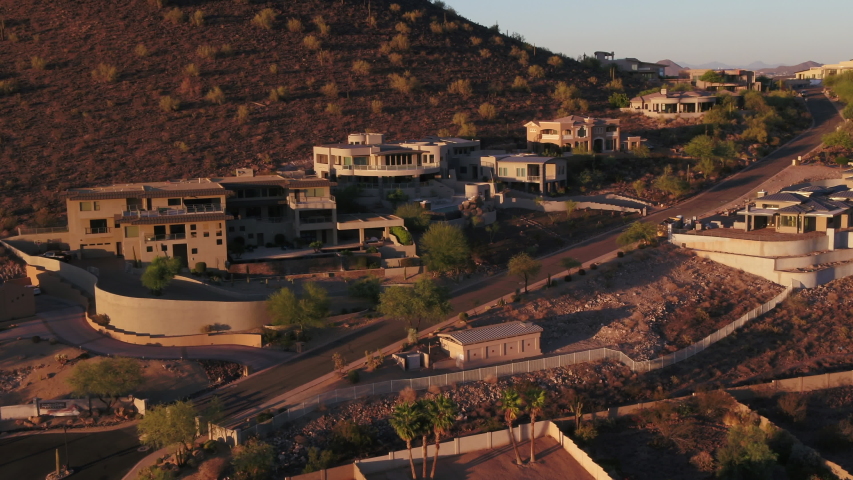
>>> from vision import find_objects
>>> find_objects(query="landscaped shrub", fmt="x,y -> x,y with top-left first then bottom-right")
389,226 -> 412,245
269,86 -> 287,102
256,411 -> 273,423
286,18 -> 303,33
205,86 -> 225,104
347,370 -> 360,384
31,335 -> 41,343
91,63 -> 118,83
159,96 -> 180,112
193,262 -> 206,274
91,314 -> 111,326
578,268 -> 586,275
617,251 -> 624,257
458,312 -> 468,322
564,275 -> 572,282
448,79 -> 472,97
252,8 -> 277,30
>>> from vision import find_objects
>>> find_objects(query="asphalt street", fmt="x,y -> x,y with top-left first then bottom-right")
0,426 -> 147,480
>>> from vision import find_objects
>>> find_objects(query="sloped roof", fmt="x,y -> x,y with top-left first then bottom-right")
759,192 -> 806,203
829,191 -> 853,200
438,321 -> 542,346
778,198 -> 849,215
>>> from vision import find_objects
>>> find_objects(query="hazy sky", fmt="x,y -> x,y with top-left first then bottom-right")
449,0 -> 850,67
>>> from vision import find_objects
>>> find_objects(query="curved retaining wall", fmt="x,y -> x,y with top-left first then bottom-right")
3,239 -> 265,342
673,232 -> 829,257
694,250 -> 853,289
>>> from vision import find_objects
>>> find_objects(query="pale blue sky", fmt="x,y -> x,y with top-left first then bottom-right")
449,0 -> 851,67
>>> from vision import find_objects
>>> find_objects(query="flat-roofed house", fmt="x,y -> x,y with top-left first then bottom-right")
628,88 -> 721,118
438,321 -> 542,367
525,115 -> 621,154
738,190 -> 852,233
473,154 -> 568,194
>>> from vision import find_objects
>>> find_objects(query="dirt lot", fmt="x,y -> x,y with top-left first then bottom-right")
0,338 -> 210,406
467,244 -> 783,360
365,437 -> 593,480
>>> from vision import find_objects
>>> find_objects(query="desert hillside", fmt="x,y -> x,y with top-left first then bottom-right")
0,0 -> 622,226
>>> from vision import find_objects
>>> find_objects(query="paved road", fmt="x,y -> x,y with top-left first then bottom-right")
0,426 -> 147,480
447,89 -> 843,313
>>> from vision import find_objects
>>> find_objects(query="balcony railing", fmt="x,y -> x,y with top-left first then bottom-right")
85,227 -> 112,234
121,204 -> 224,218
299,216 -> 333,224
337,164 -> 437,171
17,226 -> 69,235
145,233 -> 186,242
288,196 -> 335,209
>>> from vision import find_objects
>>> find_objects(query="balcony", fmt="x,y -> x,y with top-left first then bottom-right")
85,227 -> 112,235
527,176 -> 541,182
120,204 -> 224,219
299,216 -> 333,225
145,233 -> 186,242
540,134 -> 560,141
288,196 -> 336,209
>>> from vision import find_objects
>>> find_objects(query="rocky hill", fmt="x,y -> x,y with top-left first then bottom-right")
757,61 -> 822,77
0,0 -> 623,227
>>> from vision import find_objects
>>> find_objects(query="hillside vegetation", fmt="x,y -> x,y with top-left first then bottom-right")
0,0 -> 616,228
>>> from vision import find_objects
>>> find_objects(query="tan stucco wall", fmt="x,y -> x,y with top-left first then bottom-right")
672,233 -> 829,257
84,313 -> 261,347
442,332 -> 541,365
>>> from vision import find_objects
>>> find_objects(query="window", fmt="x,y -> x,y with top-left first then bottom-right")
593,127 -> 604,134
354,156 -> 369,165
191,248 -> 198,254
216,230 -> 222,236
146,246 -> 153,252
239,226 -> 246,232
124,226 -> 139,238
334,155 -> 341,165
93,201 -> 101,211
248,233 -> 254,239
577,127 -> 587,138
228,226 -> 235,232
761,204 -> 779,209
780,215 -> 797,227
80,202 -> 92,211
203,232 -> 210,237
516,168 -> 526,177
167,198 -> 182,206
216,239 -> 223,245
499,167 -> 508,176
316,154 -> 329,164
343,156 -> 352,166
460,167 -> 467,174
161,245 -> 168,252
190,224 -> 196,231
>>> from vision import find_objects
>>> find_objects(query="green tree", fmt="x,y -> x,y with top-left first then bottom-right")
697,157 -> 718,179
378,278 -> 451,332
699,70 -> 725,83
632,143 -> 651,158
427,394 -> 457,478
526,387 -> 547,463
703,105 -> 734,127
395,203 -> 431,232
141,256 -> 182,295
67,357 -> 144,410
559,256 -> 582,276
137,401 -> 199,466
267,282 -> 329,339
136,466 -> 176,480
421,222 -> 470,279
564,199 -> 578,221
231,438 -> 275,480
507,252 -> 541,293
501,388 -> 525,465
608,92 -> 630,108
485,222 -> 500,243
348,276 -> 382,304
387,188 -> 409,208
333,185 -> 366,214
617,221 -> 658,246
823,129 -> 853,150
684,135 -> 716,160
654,168 -> 690,198
390,402 -> 422,480
716,425 -> 778,480
632,179 -> 647,197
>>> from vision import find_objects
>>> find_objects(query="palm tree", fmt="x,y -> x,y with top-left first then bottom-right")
501,388 -> 525,465
526,387 -> 547,463
427,394 -> 457,478
415,399 -> 431,479
390,402 -> 421,479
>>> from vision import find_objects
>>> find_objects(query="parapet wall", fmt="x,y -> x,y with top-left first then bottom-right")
673,232 -> 829,257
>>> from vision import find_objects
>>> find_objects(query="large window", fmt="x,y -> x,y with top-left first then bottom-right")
80,202 -> 92,211
499,167 -> 508,176
516,168 -> 526,177
167,198 -> 182,206
780,215 -> 797,227
124,226 -> 139,238
577,127 -> 587,138
316,154 -> 329,164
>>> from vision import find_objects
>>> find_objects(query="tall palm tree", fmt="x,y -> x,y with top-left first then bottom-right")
427,394 -> 457,478
501,388 -> 525,465
415,399 -> 431,479
390,401 -> 421,479
526,387 -> 547,463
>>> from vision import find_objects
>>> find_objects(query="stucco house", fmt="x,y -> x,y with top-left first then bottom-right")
593,51 -> 666,80
525,115 -> 621,154
684,69 -> 762,92
795,60 -> 853,81
627,88 -> 722,119
438,321 -> 542,367
738,187 -> 852,233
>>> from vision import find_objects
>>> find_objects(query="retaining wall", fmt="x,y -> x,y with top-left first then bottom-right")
673,232 -> 829,257
694,250 -> 853,288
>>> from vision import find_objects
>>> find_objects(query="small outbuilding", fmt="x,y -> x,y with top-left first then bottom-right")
438,321 -> 542,367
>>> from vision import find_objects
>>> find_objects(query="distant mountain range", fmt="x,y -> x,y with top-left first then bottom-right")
656,60 -> 823,77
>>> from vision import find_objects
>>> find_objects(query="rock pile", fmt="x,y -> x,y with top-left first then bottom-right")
0,366 -> 34,393
198,360 -> 242,386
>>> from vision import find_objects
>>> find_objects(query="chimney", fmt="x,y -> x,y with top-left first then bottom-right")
756,190 -> 767,198
660,88 -> 668,95
236,168 -> 255,177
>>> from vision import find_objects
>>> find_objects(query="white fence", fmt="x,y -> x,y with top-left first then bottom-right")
215,283 -> 794,444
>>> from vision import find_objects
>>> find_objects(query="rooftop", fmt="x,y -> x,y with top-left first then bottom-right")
64,175 -> 332,199
491,155 -> 559,164
439,321 -> 542,346
526,115 -> 619,127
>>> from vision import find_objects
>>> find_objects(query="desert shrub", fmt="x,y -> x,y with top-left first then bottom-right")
365,16 -> 377,28
564,275 -> 572,282
452,112 -> 468,125
388,73 -> 419,95
256,411 -> 273,423
369,99 -> 383,114
312,15 -> 331,35
286,18 -> 303,33
193,262 -> 207,274
252,8 -> 276,30
690,451 -> 716,472
132,44 -> 149,57
402,10 -> 423,22
777,393 -> 808,423
716,425 -> 777,479
137,466 -> 175,480
553,81 -> 579,102
205,86 -> 225,104
0,79 -> 18,95
479,48 -> 491,58
320,82 -> 339,98
448,79 -> 473,97
573,422 -> 598,442
30,56 -> 47,70
458,312 -> 468,322
528,65 -> 545,79
196,44 -> 218,59
389,226 -> 412,245
511,76 -> 529,92
190,10 -> 204,27
694,389 -> 735,419
388,53 -> 403,66
316,50 -> 333,65
548,55 -> 564,68
458,122 -> 477,138
183,63 -> 200,77
325,102 -> 342,116
159,96 -> 180,112
394,22 -> 410,34
578,268 -> 585,275
389,34 -> 410,51
352,60 -> 370,75
163,8 -> 185,24
347,370 -> 360,384
609,92 -> 630,108
31,335 -> 41,343
399,387 -> 417,403
236,105 -> 249,124
429,22 -> 443,34
269,86 -> 287,102
389,3 -> 401,12
303,448 -> 335,474
219,44 -> 234,57
303,35 -> 321,50
478,103 -> 497,120
91,63 -> 118,83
